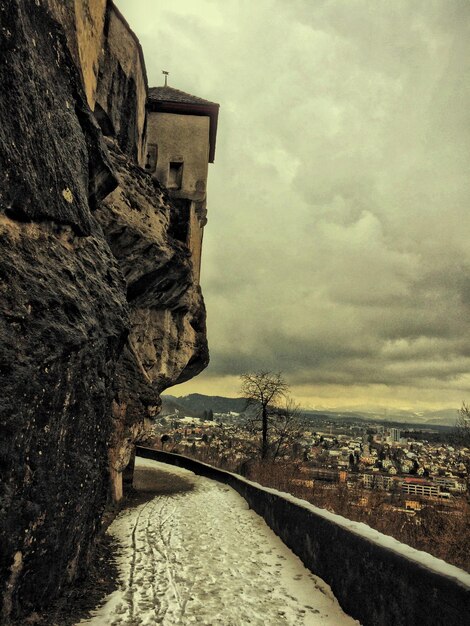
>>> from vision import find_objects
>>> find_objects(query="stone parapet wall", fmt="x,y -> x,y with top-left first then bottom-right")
136,447 -> 470,626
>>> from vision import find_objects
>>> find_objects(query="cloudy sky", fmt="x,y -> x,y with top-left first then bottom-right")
116,0 -> 470,411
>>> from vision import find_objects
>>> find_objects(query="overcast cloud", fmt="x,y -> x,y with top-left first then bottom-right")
116,0 -> 470,410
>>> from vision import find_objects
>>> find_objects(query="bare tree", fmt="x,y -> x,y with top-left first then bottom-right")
456,403 -> 470,443
271,396 -> 303,460
240,371 -> 289,459
456,403 -> 470,495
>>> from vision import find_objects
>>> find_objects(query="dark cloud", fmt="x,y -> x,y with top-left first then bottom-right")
117,0 -> 470,407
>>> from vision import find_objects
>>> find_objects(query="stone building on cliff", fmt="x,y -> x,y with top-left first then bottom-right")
146,85 -> 219,283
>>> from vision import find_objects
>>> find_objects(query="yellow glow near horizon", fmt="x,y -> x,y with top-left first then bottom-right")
169,373 -> 463,413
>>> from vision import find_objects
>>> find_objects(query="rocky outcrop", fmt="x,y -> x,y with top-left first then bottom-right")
0,0 -> 209,621
44,0 -> 108,110
98,142 -> 209,500
94,5 -> 148,165
0,0 -> 127,619
100,142 -> 209,392
46,0 -> 148,165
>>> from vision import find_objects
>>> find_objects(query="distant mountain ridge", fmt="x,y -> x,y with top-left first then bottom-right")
161,393 -> 247,416
303,407 -> 459,427
161,393 -> 458,427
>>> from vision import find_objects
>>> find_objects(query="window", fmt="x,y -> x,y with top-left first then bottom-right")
168,161 -> 183,189
145,144 -> 158,172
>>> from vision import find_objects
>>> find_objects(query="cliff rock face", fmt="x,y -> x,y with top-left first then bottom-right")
0,0 -> 208,621
94,7 -> 148,164
99,142 -> 209,500
100,143 -> 209,393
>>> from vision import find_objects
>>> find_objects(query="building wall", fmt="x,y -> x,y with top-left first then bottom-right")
402,482 -> 440,497
147,111 -> 210,282
147,112 -> 210,201
188,205 -> 204,282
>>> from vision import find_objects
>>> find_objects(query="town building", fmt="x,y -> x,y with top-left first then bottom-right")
362,473 -> 399,491
389,428 -> 401,443
401,478 -> 440,498
432,476 -> 466,492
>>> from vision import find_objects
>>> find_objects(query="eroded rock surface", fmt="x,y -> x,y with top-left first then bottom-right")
98,142 -> 209,498
0,1 -> 127,619
0,0 -> 209,621
100,142 -> 209,392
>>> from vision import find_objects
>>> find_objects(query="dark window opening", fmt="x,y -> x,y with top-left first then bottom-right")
145,144 -> 158,172
169,199 -> 191,243
168,161 -> 184,189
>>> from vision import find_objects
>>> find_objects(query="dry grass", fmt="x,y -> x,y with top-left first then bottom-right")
183,448 -> 470,573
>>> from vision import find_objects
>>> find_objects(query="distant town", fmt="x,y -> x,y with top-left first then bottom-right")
141,394 -> 469,572
151,404 -> 467,502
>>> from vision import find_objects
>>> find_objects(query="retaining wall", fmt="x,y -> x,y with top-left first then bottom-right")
136,446 -> 470,626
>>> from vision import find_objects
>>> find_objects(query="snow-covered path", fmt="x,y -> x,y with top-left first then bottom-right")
80,458 -> 359,626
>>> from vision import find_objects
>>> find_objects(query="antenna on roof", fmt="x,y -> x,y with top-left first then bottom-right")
162,70 -> 169,87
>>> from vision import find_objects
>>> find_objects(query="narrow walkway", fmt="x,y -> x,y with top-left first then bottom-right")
80,458 -> 359,626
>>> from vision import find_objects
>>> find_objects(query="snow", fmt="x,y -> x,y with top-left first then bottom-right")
79,458 -> 359,626
250,482 -> 470,589
173,416 -> 202,424
151,454 -> 469,591
151,452 -> 470,590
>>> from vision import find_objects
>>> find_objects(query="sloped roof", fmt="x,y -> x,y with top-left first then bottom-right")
147,85 -> 219,163
148,86 -> 218,107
